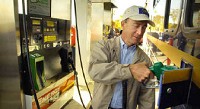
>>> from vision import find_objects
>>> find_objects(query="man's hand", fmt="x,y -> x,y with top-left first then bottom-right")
129,62 -> 152,82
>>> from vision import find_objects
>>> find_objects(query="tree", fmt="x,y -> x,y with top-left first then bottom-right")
153,15 -> 164,32
170,9 -> 179,24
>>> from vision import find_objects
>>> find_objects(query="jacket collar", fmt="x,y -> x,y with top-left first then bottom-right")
111,36 -> 143,64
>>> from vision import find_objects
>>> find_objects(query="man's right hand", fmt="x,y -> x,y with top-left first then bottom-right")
129,62 -> 152,82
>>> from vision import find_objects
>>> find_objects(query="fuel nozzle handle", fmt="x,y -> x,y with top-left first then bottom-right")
68,57 -> 75,70
142,62 -> 177,88
149,62 -> 164,81
150,62 -> 177,80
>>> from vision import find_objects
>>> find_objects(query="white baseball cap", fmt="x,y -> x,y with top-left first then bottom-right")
122,5 -> 155,27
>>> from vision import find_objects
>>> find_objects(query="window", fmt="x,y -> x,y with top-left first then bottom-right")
152,0 -> 166,32
186,0 -> 200,27
167,0 -> 182,29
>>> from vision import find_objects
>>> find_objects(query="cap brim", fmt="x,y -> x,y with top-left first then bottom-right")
147,20 -> 155,27
129,16 -> 155,27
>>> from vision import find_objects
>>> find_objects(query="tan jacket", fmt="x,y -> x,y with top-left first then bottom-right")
88,36 -> 155,109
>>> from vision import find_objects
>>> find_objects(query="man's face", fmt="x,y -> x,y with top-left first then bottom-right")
121,19 -> 148,46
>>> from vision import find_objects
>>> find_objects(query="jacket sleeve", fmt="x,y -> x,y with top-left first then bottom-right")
137,49 -> 155,109
138,87 -> 155,109
88,40 -> 133,85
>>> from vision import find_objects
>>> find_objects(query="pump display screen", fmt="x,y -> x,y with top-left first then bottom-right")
25,16 -> 70,47
46,21 -> 55,27
31,19 -> 42,33
43,20 -> 58,43
32,20 -> 41,25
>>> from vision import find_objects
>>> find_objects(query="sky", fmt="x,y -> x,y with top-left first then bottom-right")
113,0 -> 147,20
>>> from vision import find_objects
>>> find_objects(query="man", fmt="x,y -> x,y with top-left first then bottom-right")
88,5 -> 155,109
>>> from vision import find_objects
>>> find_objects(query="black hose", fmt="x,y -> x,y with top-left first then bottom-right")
21,0 -> 40,109
73,0 -> 93,100
70,60 -> 86,109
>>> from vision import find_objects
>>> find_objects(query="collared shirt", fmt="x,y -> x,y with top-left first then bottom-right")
110,36 -> 136,108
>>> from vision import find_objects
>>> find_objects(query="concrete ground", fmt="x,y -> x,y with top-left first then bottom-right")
62,82 -> 94,109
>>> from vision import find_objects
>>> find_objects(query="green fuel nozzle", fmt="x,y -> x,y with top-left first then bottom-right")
143,62 -> 178,88
149,62 -> 177,80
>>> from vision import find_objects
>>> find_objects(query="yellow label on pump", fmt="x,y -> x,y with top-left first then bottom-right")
46,21 -> 55,27
44,35 -> 57,42
32,20 -> 41,25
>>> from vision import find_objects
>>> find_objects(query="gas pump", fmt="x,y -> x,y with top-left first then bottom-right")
20,15 -> 75,109
18,0 -> 75,108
